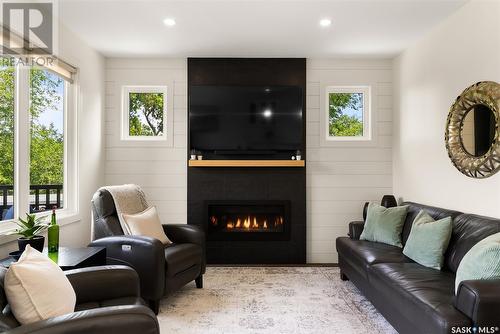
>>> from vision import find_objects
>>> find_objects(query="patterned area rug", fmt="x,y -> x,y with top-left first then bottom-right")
158,267 -> 396,334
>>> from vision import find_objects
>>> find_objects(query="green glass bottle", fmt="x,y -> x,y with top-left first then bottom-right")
48,207 -> 59,253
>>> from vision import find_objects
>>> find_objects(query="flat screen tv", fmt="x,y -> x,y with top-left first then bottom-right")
189,85 -> 303,153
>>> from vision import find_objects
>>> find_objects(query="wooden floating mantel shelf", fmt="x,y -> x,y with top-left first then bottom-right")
188,160 -> 305,167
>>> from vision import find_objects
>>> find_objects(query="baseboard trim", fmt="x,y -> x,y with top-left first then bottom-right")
207,263 -> 339,267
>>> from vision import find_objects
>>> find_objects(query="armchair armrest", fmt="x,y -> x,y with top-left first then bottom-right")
163,224 -> 205,245
163,224 -> 206,274
8,305 -> 159,334
348,221 -> 365,240
65,265 -> 139,305
455,279 -> 500,326
88,236 -> 165,301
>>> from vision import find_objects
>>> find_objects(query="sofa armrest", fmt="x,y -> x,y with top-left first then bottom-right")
348,221 -> 364,240
8,305 -> 159,334
88,236 -> 165,301
163,224 -> 206,274
65,265 -> 140,305
455,279 -> 500,326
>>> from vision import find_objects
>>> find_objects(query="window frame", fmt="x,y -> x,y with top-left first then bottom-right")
0,64 -> 78,234
324,85 -> 372,142
121,85 -> 170,142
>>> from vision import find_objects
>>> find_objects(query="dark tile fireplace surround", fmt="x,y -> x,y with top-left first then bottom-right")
187,58 -> 306,264
188,168 -> 305,264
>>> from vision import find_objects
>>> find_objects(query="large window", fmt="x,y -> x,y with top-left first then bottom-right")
0,62 -> 73,224
325,86 -> 371,141
122,86 -> 167,141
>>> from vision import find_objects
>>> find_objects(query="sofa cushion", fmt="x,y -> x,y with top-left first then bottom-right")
455,232 -> 500,292
403,210 -> 452,270
369,263 -> 471,333
400,202 -> 462,246
360,203 -> 408,247
122,206 -> 172,245
336,237 -> 412,279
165,244 -> 203,277
5,246 -> 77,325
445,214 -> 500,273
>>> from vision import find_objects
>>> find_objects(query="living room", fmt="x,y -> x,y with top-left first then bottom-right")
0,0 -> 498,333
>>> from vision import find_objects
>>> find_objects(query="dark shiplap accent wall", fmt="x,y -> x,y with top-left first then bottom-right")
187,58 -> 307,264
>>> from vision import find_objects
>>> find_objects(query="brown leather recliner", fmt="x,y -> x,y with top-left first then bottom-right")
0,265 -> 159,334
89,188 -> 206,314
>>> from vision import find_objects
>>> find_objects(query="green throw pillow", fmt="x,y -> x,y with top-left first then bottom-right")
455,232 -> 500,293
360,203 -> 408,247
402,210 -> 452,270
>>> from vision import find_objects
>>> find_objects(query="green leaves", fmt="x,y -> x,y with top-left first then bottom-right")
328,92 -> 364,137
30,123 -> 63,185
0,66 -> 15,186
129,92 -> 164,136
7,213 -> 49,239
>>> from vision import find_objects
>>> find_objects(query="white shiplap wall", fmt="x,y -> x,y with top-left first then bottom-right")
104,58 -> 393,263
306,59 -> 393,263
104,58 -> 188,224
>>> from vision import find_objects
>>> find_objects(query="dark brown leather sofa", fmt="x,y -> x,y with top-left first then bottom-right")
336,202 -> 500,334
89,189 -> 206,314
0,265 -> 159,334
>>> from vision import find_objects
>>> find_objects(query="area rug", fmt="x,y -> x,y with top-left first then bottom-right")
158,267 -> 396,334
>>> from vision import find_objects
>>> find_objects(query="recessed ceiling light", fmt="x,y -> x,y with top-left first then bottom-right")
263,109 -> 273,118
319,19 -> 331,27
163,18 -> 176,27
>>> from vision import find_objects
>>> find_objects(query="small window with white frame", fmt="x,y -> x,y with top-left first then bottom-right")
325,86 -> 371,141
122,86 -> 168,141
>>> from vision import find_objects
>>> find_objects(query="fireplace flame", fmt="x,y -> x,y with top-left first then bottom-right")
211,215 -> 284,231
243,216 -> 251,229
210,216 -> 218,226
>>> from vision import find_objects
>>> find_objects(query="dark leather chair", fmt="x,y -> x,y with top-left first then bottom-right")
0,265 -> 159,334
337,201 -> 500,334
89,188 -> 206,314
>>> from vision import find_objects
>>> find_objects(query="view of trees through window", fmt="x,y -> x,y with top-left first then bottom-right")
0,67 -> 64,220
129,92 -> 164,136
328,92 -> 364,137
0,66 -> 15,221
30,69 -> 64,212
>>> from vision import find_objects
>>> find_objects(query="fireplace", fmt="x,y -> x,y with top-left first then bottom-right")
206,200 -> 290,241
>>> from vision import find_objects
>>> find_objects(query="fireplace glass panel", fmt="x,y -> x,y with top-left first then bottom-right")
207,202 -> 288,236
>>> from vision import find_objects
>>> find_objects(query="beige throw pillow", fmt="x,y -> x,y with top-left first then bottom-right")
122,206 -> 172,244
5,245 -> 76,325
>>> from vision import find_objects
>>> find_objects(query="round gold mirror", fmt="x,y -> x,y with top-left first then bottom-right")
445,81 -> 500,178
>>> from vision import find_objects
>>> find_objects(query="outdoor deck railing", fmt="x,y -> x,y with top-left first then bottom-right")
0,184 -> 63,217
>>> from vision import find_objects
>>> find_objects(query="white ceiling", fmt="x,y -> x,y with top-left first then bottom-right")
59,0 -> 467,58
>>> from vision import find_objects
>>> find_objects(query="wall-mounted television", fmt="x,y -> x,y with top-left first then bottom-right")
189,85 -> 303,154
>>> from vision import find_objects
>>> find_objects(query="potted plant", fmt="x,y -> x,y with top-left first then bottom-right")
7,213 -> 49,252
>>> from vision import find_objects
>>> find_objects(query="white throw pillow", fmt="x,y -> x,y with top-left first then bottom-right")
5,245 -> 76,325
122,206 -> 172,245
